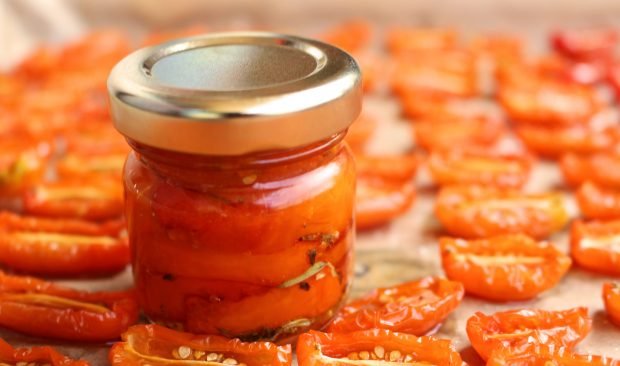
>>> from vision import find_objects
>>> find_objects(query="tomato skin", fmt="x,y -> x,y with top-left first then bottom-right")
551,28 -> 618,61
576,182 -> 620,220
110,324 -> 292,366
488,341 -> 620,366
297,329 -> 465,366
356,176 -> 416,230
440,235 -> 571,302
0,271 -> 138,341
327,276 -> 464,335
603,282 -> 620,328
0,338 -> 89,366
570,219 -> 620,276
428,148 -> 532,188
466,307 -> 592,361
435,185 -> 569,239
561,152 -> 620,188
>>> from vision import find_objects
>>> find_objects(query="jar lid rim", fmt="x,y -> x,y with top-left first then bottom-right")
107,31 -> 362,155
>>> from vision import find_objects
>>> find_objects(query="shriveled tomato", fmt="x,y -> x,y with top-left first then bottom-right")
0,134 -> 53,196
328,276 -> 463,335
57,153 -> 126,180
435,185 -> 569,239
63,123 -> 130,156
428,148 -> 532,188
576,182 -> 620,220
386,28 -> 457,55
297,329 -> 464,366
398,90 -> 459,119
185,263 -> 345,341
356,177 -> 416,230
551,28 -> 618,61
414,114 -> 505,151
561,152 -> 620,188
440,235 -> 571,301
570,219 -> 620,276
466,307 -> 592,361
110,324 -> 292,366
469,34 -> 523,67
0,338 -> 89,366
319,20 -> 372,54
22,178 -> 124,220
0,211 -> 129,276
488,341 -> 620,366
391,50 -> 477,97
498,77 -> 602,125
603,282 -> 620,327
0,271 -> 138,341
345,114 -> 377,153
356,153 -> 419,183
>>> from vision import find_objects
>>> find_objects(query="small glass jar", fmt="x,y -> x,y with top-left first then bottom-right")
108,32 -> 361,342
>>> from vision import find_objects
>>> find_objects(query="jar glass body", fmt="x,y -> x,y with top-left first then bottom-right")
123,134 -> 355,342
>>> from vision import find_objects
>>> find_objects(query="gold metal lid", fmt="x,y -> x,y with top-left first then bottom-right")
107,31 -> 362,155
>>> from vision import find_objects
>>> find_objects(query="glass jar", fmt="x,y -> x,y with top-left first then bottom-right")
108,32 -> 361,342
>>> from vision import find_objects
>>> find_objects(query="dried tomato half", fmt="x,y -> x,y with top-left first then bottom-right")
22,178 -> 124,220
570,219 -> 620,276
0,338 -> 89,366
488,341 -> 619,366
297,329 -> 465,366
440,235 -> 571,301
0,211 -> 129,276
428,148 -> 532,188
57,153 -> 126,180
561,152 -> 620,188
515,119 -> 619,158
319,20 -> 372,54
110,324 -> 292,366
435,185 -> 569,239
327,276 -> 463,335
414,114 -> 505,151
356,153 -> 419,183
551,28 -> 618,61
576,182 -> 620,220
386,28 -> 457,55
466,307 -> 592,361
0,271 -> 138,341
603,282 -> 620,327
356,177 -> 416,230
345,114 -> 377,153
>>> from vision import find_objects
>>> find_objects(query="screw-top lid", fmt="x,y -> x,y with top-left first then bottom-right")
107,32 -> 362,155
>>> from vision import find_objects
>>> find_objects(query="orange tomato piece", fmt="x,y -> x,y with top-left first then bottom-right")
319,20 -> 373,54
466,307 -> 592,361
414,114 -> 505,151
386,28 -> 457,55
603,282 -> 620,327
297,329 -> 465,366
356,177 -> 416,230
0,338 -> 89,366
327,276 -> 463,335
561,152 -> 620,188
356,153 -> 419,183
576,182 -> 620,220
570,219 -> 620,276
488,341 -> 620,366
435,185 -> 569,239
345,114 -> 377,153
428,148 -> 532,188
440,235 -> 571,301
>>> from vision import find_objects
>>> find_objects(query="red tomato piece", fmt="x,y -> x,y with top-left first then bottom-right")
22,178 -> 124,220
0,338 -> 89,366
297,329 -> 465,366
0,271 -> 138,341
551,28 -> 618,61
609,62 -> 620,102
570,219 -> 620,276
356,153 -> 419,183
435,185 -> 569,239
0,211 -> 128,276
0,134 -> 53,197
603,282 -> 620,327
56,153 -> 126,180
466,307 -> 592,361
440,235 -> 571,301
328,276 -> 463,335
428,148 -> 533,188
386,28 -> 457,55
356,176 -> 416,230
488,341 -> 620,366
110,324 -> 292,366
561,152 -> 620,188
576,182 -> 620,220
319,20 -> 373,54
